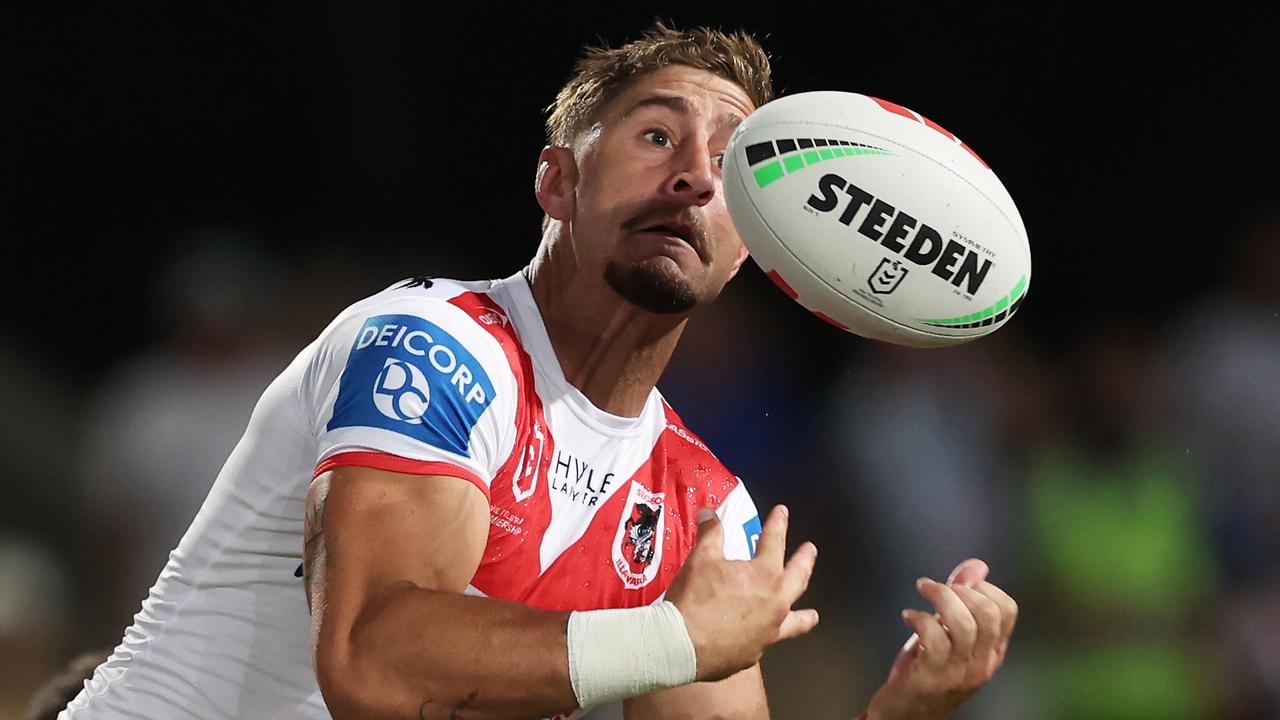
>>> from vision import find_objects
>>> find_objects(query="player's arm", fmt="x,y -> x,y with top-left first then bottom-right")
622,483 -> 774,719
861,559 -> 1019,720
306,467 -> 818,720
624,663 -> 769,719
305,465 -> 579,720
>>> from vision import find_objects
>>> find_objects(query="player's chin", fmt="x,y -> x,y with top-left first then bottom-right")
603,257 -> 704,314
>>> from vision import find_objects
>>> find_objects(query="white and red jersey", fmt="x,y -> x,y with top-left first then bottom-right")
63,271 -> 762,720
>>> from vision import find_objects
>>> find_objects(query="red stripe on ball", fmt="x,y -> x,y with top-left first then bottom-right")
765,269 -> 799,300
870,96 -> 919,122
813,311 -> 848,330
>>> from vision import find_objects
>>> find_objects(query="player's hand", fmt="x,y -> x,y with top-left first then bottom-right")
864,558 -> 1018,720
664,504 -> 820,683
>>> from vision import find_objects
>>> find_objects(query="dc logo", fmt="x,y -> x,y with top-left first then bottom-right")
372,358 -> 431,424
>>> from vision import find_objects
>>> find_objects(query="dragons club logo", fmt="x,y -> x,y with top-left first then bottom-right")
372,357 -> 432,424
625,504 -> 660,566
612,483 -> 666,589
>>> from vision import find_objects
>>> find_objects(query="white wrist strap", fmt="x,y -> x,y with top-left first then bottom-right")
566,600 -> 698,709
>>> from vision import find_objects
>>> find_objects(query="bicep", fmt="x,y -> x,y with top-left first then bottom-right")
304,466 -> 490,647
623,663 -> 767,720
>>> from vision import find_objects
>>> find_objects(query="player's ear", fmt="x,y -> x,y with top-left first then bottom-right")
535,145 -> 578,221
727,242 -> 750,280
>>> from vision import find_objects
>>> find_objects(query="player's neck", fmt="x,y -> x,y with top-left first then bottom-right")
523,260 -> 687,419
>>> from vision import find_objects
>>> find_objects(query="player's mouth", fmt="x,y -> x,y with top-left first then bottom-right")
636,222 -> 703,261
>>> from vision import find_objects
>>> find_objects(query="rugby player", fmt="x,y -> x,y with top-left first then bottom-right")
61,22 -> 1017,720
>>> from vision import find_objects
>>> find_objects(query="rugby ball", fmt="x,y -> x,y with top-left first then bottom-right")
724,91 -> 1030,348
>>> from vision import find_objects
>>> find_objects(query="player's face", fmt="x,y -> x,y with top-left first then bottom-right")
570,65 -> 755,313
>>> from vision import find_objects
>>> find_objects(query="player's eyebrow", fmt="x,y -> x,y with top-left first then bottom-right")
622,94 -> 744,131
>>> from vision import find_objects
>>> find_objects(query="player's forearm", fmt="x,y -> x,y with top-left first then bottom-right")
316,583 -> 578,720
625,664 -> 769,719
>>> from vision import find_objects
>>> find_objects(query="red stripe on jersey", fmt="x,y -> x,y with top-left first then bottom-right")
513,403 -> 740,611
765,269 -> 799,300
314,452 -> 489,499
450,290 -> 557,600
448,291 -> 520,373
446,288 -> 744,614
870,96 -> 919,122
447,291 -> 529,472
471,393 -> 557,601
524,457 -> 667,610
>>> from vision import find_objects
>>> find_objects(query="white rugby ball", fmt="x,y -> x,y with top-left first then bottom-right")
724,91 -> 1030,347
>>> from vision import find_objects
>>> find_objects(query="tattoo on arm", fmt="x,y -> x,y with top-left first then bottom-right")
450,691 -> 478,720
418,691 -> 479,720
303,475 -> 331,615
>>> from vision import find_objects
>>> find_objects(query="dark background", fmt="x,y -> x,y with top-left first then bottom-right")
12,6 -> 1279,361
7,4 -> 1279,719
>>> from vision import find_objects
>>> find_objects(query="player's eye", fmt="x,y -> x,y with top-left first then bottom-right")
644,129 -> 672,148
713,153 -> 725,170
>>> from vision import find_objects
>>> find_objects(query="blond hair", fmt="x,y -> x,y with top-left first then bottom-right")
545,21 -> 773,148
539,21 -> 773,232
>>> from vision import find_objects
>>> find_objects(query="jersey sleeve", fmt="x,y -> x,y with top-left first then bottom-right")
304,294 -> 517,500
716,478 -> 763,561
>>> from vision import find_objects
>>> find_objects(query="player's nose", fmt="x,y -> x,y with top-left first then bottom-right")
666,141 -> 716,207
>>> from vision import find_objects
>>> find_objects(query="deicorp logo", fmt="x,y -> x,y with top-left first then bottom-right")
328,314 -> 495,455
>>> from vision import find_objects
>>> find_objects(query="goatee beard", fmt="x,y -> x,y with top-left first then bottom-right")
603,259 -> 698,314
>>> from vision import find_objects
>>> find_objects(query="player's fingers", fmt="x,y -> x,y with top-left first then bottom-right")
917,578 -> 977,658
752,505 -> 789,569
780,541 -> 818,603
946,557 -> 989,587
972,580 -> 1019,641
693,507 -> 725,558
776,608 -> 820,641
950,583 -> 1001,661
902,609 -> 951,669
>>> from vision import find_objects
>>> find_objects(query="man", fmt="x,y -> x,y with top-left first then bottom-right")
62,22 -> 1016,720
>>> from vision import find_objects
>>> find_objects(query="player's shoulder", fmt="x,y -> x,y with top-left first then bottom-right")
657,396 -> 721,461
339,275 -> 505,326
307,274 -> 525,404
657,395 -> 762,558
309,275 -> 522,452
656,395 -> 742,490
323,275 -> 519,354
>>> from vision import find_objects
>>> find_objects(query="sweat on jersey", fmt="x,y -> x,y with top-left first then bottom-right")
62,271 -> 763,720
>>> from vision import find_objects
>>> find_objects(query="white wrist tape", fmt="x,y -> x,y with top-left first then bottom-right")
566,600 -> 698,709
